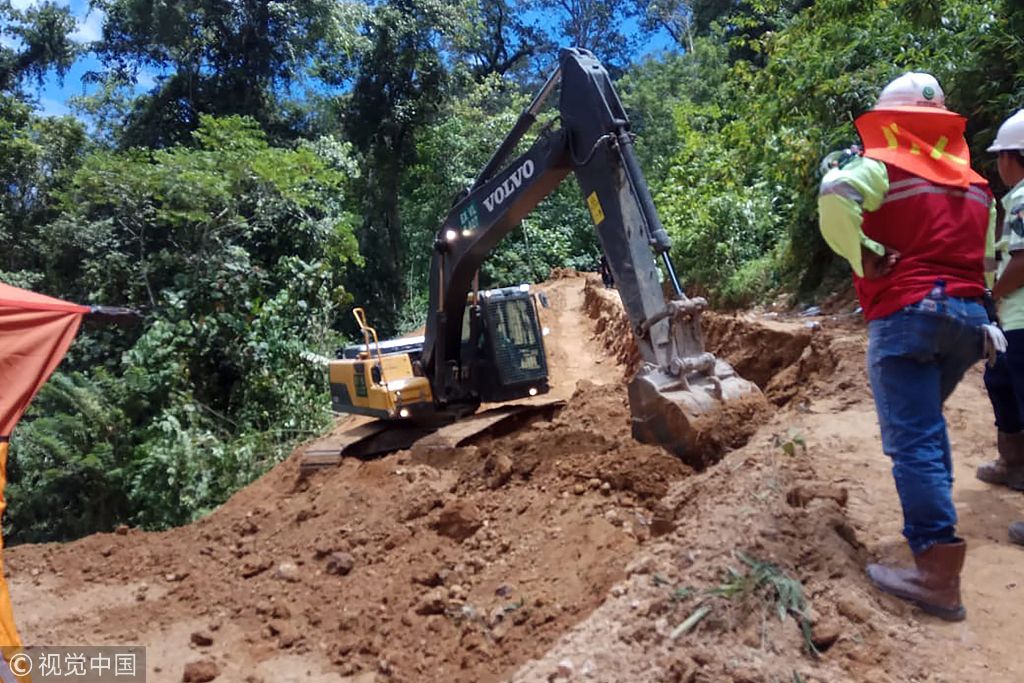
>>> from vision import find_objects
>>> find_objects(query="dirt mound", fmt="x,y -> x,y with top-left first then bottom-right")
7,377 -> 691,683
507,425 -> 932,683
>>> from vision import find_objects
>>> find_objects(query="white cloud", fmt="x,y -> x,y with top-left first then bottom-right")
71,8 -> 104,43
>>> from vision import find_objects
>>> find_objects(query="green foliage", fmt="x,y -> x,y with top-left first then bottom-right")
91,0 -> 369,146
0,0 -> 79,92
5,115 -> 357,540
7,372 -> 131,543
711,552 -> 817,655
0,93 -> 88,276
652,0 -> 1006,303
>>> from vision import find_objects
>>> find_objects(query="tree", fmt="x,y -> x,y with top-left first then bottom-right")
532,0 -> 644,73
0,2 -> 86,283
634,0 -> 696,52
6,115 -> 360,536
342,0 -> 452,333
449,0 -> 548,81
0,0 -> 78,93
91,0 -> 368,146
0,96 -> 87,278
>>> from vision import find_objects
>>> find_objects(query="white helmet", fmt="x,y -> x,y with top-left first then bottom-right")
988,110 -> 1024,153
874,72 -> 946,111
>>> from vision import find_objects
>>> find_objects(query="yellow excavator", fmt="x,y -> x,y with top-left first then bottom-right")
301,48 -> 760,472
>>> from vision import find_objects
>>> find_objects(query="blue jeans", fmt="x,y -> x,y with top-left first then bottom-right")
867,293 -> 987,555
983,329 -> 1024,433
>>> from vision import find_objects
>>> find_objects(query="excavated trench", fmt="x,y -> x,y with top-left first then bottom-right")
581,276 -> 838,467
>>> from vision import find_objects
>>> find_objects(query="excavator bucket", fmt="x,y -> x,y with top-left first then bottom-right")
628,361 -> 762,469
624,298 -> 765,470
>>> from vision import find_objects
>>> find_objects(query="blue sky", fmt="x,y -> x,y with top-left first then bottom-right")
9,0 -> 676,119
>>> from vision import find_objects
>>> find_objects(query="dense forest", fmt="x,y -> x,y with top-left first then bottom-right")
2,0 -> 1022,543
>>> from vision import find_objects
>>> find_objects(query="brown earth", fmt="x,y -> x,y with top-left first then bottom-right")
7,273 -> 1023,682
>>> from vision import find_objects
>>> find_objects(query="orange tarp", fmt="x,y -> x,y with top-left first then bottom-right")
0,283 -> 88,665
856,109 -> 987,188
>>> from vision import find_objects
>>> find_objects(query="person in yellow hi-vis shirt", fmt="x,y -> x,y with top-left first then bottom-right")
0,283 -> 91,681
978,109 -> 1024,546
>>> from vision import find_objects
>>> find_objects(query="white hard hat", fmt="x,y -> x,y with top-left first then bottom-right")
874,72 -> 947,111
988,110 -> 1024,153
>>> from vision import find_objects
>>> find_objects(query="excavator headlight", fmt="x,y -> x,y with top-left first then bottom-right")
529,387 -> 538,396
461,229 -> 472,237
445,229 -> 458,242
399,408 -> 410,418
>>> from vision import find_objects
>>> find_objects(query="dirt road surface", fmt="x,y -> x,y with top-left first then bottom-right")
7,273 -> 1022,682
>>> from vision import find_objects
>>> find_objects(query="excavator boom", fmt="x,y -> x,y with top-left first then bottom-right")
419,48 -> 761,465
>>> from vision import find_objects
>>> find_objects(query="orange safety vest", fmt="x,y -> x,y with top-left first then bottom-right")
854,163 -> 991,320
0,284 -> 89,680
855,108 -> 986,188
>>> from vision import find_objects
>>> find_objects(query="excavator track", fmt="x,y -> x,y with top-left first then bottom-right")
299,399 -> 564,475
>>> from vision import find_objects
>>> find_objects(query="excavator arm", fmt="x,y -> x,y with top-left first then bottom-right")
421,47 -> 760,460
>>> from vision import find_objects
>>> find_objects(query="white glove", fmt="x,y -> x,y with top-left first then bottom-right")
982,323 -> 1008,367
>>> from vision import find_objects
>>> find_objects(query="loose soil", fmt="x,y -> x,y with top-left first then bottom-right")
7,273 -> 1023,682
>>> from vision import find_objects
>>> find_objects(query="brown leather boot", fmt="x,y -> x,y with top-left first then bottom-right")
976,431 -> 1024,490
866,540 -> 966,621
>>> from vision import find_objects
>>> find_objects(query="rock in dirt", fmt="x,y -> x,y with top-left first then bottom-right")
412,568 -> 447,587
787,484 -> 849,509
182,660 -> 219,682
267,620 -> 299,648
811,619 -> 843,651
326,551 -> 356,576
190,631 -> 214,647
415,588 -> 447,615
432,500 -> 483,542
274,562 -> 300,582
114,524 -> 129,536
239,557 -> 273,579
485,453 -> 514,489
836,595 -> 876,624
557,658 -> 575,677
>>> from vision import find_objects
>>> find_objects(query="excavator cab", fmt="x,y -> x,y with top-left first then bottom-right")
465,286 -> 549,403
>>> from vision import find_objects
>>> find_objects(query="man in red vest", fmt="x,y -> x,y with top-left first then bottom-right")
818,72 -> 1000,621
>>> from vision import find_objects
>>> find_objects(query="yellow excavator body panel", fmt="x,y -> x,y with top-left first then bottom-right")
328,353 -> 433,419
